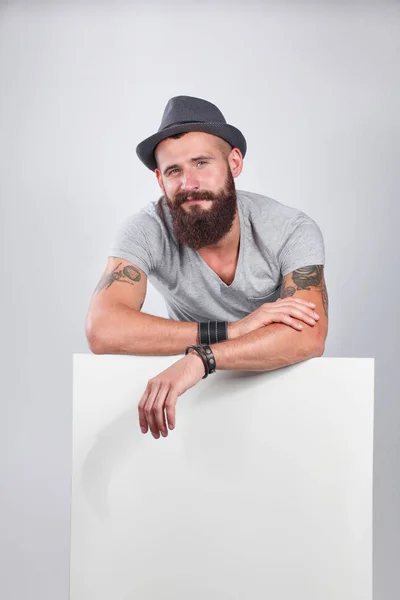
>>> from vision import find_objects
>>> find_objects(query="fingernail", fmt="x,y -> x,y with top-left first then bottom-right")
141,427 -> 146,433
161,431 -> 167,437
153,433 -> 160,439
168,423 -> 174,430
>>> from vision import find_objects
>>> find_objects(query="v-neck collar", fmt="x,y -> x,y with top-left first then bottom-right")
193,195 -> 245,289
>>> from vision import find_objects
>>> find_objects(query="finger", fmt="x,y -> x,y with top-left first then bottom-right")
144,383 -> 162,438
292,298 -> 315,307
272,309 -> 318,329
138,386 -> 151,434
165,391 -> 178,431
267,302 -> 319,320
153,386 -> 169,437
288,307 -> 319,325
270,312 -> 305,330
288,299 -> 318,315
274,298 -> 316,309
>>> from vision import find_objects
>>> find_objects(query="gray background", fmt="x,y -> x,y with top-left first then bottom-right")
1,1 -> 399,599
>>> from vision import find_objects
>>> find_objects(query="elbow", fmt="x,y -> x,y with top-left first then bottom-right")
310,336 -> 326,358
306,321 -> 327,358
313,343 -> 325,357
301,331 -> 325,360
85,312 -> 107,355
87,335 -> 107,355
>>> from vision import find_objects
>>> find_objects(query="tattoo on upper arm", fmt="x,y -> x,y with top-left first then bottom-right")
280,265 -> 329,317
281,284 -> 296,299
292,265 -> 323,289
95,262 -> 141,293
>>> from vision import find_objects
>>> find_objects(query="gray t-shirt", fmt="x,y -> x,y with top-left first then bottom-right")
109,189 -> 325,322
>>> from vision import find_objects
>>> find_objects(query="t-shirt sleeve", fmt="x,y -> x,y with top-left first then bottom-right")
279,214 -> 325,277
108,213 -> 159,276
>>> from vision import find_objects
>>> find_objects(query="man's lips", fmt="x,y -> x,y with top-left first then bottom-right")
184,198 -> 211,205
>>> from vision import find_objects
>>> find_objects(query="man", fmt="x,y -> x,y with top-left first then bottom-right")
85,95 -> 328,440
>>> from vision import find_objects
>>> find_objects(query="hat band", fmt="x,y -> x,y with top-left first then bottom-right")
160,120 -> 205,131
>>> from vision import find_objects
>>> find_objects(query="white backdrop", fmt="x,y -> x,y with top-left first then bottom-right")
1,3 -> 399,600
71,355 -> 374,600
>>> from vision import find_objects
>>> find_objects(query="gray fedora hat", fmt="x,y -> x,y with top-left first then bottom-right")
136,95 -> 247,171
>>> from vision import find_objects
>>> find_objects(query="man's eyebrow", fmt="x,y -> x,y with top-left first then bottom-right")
163,155 -> 215,176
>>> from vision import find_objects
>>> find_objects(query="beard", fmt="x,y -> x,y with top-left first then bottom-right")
162,168 -> 237,250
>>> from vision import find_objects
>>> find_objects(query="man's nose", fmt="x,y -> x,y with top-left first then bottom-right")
180,169 -> 200,191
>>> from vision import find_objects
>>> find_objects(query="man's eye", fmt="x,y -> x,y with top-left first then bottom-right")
197,161 -> 207,166
169,169 -> 179,175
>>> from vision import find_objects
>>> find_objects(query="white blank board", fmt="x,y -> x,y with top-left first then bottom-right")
70,355 -> 374,600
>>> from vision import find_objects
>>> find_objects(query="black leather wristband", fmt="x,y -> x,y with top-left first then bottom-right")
199,322 -> 209,345
217,321 -> 228,342
200,344 -> 216,374
198,321 -> 228,345
185,345 -> 209,379
209,321 -> 217,344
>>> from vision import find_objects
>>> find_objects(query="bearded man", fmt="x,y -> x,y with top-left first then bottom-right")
85,95 -> 329,439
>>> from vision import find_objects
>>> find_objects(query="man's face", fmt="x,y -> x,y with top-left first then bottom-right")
154,131 -> 238,250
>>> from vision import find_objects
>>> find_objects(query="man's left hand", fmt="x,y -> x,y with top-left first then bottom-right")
138,351 -> 206,438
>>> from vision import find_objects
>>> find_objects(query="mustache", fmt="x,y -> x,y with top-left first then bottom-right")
173,190 -> 217,206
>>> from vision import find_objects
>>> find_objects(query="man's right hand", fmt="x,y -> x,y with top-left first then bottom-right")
229,297 -> 320,340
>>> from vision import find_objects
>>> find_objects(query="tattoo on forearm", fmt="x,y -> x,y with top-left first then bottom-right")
95,262 -> 141,293
280,265 -> 329,317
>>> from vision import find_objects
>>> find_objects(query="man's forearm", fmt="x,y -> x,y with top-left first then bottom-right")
86,304 -> 323,363
86,304 -> 243,355
86,304 -> 199,355
211,322 -> 324,372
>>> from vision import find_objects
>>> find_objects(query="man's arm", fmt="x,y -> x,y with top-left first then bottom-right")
210,265 -> 328,372
138,264 -> 328,438
86,257 -> 202,355
86,258 -> 325,357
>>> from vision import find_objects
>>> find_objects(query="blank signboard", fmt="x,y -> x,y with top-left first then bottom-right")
70,354 -> 374,600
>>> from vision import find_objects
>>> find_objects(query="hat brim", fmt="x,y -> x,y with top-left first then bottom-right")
136,122 -> 247,171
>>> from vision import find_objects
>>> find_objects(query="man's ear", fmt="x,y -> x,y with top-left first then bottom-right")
155,168 -> 165,193
228,147 -> 243,178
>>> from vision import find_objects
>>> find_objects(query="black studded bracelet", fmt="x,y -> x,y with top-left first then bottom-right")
185,344 -> 217,378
